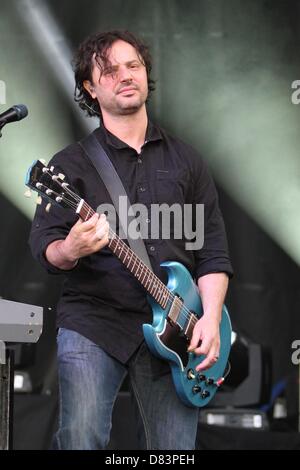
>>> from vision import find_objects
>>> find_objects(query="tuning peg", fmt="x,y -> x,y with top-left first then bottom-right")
58,173 -> 65,180
45,203 -> 52,213
39,159 -> 46,165
36,196 -> 42,205
50,166 -> 54,172
24,189 -> 32,198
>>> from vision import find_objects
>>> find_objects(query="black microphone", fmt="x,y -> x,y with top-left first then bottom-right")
0,104 -> 28,127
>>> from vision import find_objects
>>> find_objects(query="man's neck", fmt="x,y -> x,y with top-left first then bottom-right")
102,107 -> 148,154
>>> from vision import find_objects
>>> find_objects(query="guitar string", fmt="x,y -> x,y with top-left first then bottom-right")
39,169 -> 199,328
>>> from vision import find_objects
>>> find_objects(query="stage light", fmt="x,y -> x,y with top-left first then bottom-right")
14,371 -> 32,393
200,408 -> 269,430
0,1 -> 95,221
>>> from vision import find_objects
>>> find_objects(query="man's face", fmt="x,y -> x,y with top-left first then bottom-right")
86,40 -> 149,117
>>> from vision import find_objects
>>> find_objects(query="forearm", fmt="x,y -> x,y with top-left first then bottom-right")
45,239 -> 78,271
197,272 -> 229,321
45,213 -> 109,271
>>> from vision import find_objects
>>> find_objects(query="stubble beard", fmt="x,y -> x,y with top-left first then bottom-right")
116,93 -> 147,115
99,85 -> 148,117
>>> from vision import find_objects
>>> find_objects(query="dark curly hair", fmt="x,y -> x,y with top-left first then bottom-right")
73,30 -> 155,118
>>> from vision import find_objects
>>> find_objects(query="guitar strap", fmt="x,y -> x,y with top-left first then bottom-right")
79,130 -> 153,271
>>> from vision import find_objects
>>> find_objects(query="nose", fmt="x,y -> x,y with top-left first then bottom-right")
118,65 -> 133,82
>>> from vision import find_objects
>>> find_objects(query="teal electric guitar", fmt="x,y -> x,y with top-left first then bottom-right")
26,160 -> 232,408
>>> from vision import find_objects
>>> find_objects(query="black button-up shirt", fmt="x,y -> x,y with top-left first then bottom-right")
29,121 -> 233,363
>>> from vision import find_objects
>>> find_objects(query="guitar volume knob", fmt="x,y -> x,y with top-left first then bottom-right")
192,385 -> 202,395
187,369 -> 195,380
196,374 -> 206,382
205,378 -> 215,386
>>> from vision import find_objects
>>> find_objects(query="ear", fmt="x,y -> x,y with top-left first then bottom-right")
83,80 -> 96,99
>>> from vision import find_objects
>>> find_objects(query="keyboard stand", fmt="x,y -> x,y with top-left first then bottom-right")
0,343 -> 14,450
0,299 -> 43,450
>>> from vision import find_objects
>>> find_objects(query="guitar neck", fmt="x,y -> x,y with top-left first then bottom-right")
79,200 -> 171,309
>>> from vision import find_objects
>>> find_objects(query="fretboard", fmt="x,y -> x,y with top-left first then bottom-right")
80,201 -> 171,309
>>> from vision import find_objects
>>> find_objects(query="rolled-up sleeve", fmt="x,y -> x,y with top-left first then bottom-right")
192,158 -> 233,280
29,195 -> 79,274
28,154 -> 80,275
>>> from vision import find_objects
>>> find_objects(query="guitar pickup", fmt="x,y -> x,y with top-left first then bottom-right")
167,295 -> 183,325
184,311 -> 198,341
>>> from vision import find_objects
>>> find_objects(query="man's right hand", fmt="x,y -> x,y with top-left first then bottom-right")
45,213 -> 110,270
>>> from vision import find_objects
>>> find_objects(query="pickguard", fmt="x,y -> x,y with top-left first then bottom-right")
158,321 -> 189,368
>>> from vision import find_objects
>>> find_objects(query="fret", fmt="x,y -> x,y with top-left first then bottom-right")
161,290 -> 168,306
109,237 -> 117,253
117,240 -> 124,258
76,199 -> 85,216
127,251 -> 134,267
146,272 -> 155,289
81,204 -> 90,221
85,206 -> 91,221
140,267 -> 148,285
148,274 -> 157,294
120,248 -> 127,264
109,233 -> 116,246
134,260 -> 141,279
156,288 -> 162,304
155,284 -> 163,301
161,294 -> 169,310
157,288 -> 166,306
154,284 -> 162,301
130,254 -> 137,272
144,272 -> 153,292
140,266 -> 146,281
137,261 -> 144,280
122,246 -> 131,266
152,282 -> 160,301
124,250 -> 131,265
148,280 -> 155,296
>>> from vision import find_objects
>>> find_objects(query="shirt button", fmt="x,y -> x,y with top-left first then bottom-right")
137,158 -> 142,164
139,187 -> 146,192
149,246 -> 155,252
146,218 -> 150,223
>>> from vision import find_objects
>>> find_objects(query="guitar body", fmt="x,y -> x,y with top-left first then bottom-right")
143,261 -> 232,408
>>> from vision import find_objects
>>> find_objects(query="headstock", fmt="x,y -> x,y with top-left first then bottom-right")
25,160 -> 82,214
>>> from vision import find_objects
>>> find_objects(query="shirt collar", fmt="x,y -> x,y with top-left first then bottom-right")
95,120 -> 163,150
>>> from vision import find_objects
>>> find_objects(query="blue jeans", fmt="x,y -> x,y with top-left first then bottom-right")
53,328 -> 199,450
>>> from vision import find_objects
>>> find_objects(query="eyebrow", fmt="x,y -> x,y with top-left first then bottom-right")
108,59 -> 141,69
